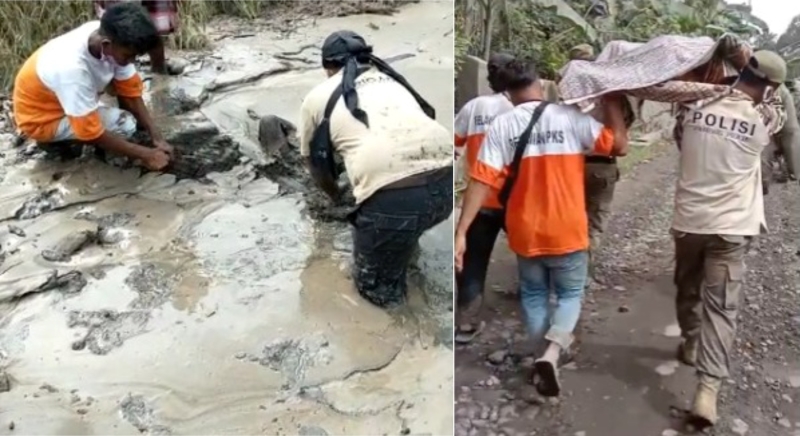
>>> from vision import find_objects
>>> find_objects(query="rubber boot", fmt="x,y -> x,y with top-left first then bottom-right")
677,337 -> 698,366
690,373 -> 722,427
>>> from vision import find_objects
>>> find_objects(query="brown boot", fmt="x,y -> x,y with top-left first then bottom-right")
690,373 -> 722,427
677,338 -> 698,366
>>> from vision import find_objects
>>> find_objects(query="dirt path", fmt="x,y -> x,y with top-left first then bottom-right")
455,145 -> 800,436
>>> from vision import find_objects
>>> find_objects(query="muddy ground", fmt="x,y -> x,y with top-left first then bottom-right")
454,145 -> 800,436
0,2 -> 454,434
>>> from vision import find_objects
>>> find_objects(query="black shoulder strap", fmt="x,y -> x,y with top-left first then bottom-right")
324,85 -> 344,120
322,68 -> 369,120
498,101 -> 551,208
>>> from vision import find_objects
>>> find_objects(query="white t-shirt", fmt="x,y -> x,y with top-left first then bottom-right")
299,68 -> 452,204
13,21 -> 142,142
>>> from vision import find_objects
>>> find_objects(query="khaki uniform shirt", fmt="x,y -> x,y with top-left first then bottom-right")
673,93 -> 770,236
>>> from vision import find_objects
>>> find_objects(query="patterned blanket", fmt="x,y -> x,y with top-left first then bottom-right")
557,34 -> 785,139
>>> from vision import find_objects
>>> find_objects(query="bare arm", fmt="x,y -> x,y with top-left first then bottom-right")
118,96 -> 163,141
93,130 -> 154,161
455,180 -> 491,237
602,95 -> 629,156
305,157 -> 341,200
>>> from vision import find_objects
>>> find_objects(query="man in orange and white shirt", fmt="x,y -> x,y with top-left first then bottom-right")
455,58 -> 629,397
13,2 -> 172,171
453,53 -> 514,344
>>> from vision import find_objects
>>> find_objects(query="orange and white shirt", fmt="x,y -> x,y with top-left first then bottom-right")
472,101 -> 614,257
454,93 -> 514,209
13,21 -> 144,143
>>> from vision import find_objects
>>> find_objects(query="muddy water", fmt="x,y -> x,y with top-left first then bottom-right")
0,2 -> 454,435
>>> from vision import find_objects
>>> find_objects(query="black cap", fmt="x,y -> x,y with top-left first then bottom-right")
488,52 -> 515,73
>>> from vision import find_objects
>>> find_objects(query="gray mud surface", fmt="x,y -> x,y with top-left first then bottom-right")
454,146 -> 800,436
0,3 -> 454,434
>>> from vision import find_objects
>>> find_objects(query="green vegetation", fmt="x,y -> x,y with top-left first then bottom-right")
455,0 -> 798,80
0,0 -> 416,92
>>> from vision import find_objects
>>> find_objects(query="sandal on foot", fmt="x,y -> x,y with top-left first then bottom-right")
454,321 -> 485,344
533,359 -> 561,397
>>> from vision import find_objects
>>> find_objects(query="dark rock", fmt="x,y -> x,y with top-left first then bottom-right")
8,225 -> 25,237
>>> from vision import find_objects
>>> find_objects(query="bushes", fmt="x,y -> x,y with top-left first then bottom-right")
0,0 -> 418,91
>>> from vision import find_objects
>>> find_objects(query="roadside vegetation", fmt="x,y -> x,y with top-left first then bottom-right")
454,0 -> 800,176
0,0 -> 417,91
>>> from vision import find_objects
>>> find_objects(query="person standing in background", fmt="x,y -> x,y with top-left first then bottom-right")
94,0 -> 185,75
763,84 -> 800,190
452,53 -> 515,344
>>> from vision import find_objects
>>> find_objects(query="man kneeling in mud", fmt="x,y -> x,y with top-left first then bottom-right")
455,58 -> 628,396
13,2 -> 173,171
299,31 -> 453,308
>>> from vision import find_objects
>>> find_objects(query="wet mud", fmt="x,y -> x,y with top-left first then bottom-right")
0,2 -> 454,434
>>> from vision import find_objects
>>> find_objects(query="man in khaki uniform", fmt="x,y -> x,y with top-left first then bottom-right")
762,84 -> 800,192
672,50 -> 786,427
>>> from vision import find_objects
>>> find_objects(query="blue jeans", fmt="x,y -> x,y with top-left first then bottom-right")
518,250 -> 589,350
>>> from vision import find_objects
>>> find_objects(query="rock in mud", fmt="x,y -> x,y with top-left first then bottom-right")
7,225 -> 25,237
125,263 -> 176,309
67,310 -> 151,355
119,394 -> 172,435
257,335 -> 332,387
487,350 -> 509,365
167,134 -> 244,180
731,418 -> 749,435
133,119 -> 244,180
298,425 -> 329,436
41,231 -> 96,262
97,225 -> 128,245
14,188 -> 64,220
34,270 -> 88,295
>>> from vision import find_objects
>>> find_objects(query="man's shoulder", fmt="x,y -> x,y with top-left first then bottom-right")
303,75 -> 341,113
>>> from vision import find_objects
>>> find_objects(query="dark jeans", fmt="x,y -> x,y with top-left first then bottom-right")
455,208 -> 504,308
349,167 -> 453,307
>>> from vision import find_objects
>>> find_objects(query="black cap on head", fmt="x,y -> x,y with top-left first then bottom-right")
488,53 -> 515,72
497,57 -> 539,92
321,30 -> 373,69
487,52 -> 515,93
318,30 -> 436,126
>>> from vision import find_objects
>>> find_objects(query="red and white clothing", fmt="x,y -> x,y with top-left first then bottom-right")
454,93 -> 513,209
472,102 -> 614,257
13,21 -> 144,143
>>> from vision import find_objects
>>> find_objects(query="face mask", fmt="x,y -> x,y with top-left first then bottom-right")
99,42 -> 117,67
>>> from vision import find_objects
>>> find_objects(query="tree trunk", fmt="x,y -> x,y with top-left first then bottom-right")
481,0 -> 494,59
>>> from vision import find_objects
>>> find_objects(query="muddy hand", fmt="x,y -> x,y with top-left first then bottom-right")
142,149 -> 170,171
152,139 -> 174,157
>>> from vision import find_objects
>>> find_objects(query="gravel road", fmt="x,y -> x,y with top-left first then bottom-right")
455,145 -> 800,436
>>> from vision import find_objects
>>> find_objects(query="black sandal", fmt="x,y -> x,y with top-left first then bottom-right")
454,321 -> 485,344
533,359 -> 561,397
